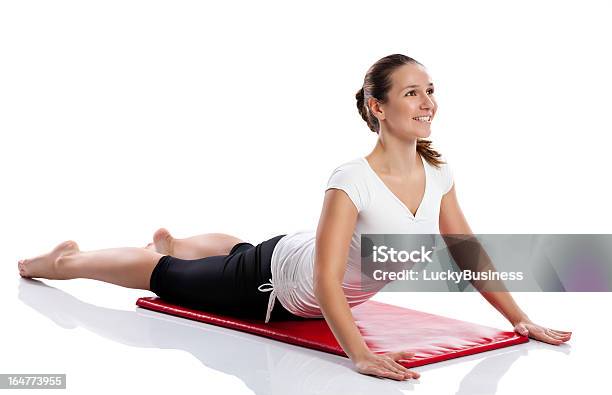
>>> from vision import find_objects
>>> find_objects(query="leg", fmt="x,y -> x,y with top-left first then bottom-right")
146,228 -> 244,260
18,240 -> 163,290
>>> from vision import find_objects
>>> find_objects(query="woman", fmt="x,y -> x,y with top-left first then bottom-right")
18,54 -> 571,381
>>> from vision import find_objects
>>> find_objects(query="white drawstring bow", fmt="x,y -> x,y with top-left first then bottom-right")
257,278 -> 276,323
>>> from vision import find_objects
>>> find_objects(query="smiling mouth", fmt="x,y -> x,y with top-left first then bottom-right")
412,115 -> 432,123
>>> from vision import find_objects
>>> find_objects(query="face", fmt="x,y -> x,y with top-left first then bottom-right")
370,63 -> 437,138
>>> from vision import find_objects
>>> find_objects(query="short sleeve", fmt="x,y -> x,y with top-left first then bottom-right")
325,162 -> 371,212
442,160 -> 454,194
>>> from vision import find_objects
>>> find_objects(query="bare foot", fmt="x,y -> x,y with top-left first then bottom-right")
18,240 -> 80,279
153,228 -> 175,255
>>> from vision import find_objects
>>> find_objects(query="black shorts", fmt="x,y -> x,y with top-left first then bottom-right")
149,234 -> 302,321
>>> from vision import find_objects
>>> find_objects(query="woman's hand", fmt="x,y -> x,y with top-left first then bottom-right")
514,320 -> 572,345
353,350 -> 420,381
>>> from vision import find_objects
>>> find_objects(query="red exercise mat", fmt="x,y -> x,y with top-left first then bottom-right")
136,297 -> 527,368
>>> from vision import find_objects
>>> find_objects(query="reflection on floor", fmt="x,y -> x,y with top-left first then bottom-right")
16,279 -> 574,394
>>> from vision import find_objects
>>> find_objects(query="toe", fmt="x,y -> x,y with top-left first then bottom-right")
154,228 -> 172,242
154,227 -> 166,235
64,240 -> 79,251
18,260 -> 30,277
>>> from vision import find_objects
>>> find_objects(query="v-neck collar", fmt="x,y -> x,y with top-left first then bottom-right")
361,154 -> 429,220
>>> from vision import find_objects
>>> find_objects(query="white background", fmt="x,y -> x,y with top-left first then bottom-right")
1,1 -> 610,394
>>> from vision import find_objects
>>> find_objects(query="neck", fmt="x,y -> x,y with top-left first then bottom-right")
366,136 -> 421,176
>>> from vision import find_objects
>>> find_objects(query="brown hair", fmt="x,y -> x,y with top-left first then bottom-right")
356,54 -> 446,168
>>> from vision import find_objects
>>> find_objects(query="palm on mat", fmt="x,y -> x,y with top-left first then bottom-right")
513,321 -> 572,345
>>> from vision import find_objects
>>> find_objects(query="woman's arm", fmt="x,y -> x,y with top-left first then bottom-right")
314,189 -> 420,380
439,185 -> 572,345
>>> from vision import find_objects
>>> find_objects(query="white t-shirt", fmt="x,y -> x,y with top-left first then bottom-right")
259,154 -> 454,323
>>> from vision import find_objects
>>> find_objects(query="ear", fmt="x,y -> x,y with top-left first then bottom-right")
367,97 -> 385,121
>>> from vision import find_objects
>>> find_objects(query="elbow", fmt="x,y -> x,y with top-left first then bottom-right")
313,279 -> 325,298
313,281 -> 330,304
313,272 -> 341,298
313,274 -> 324,297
